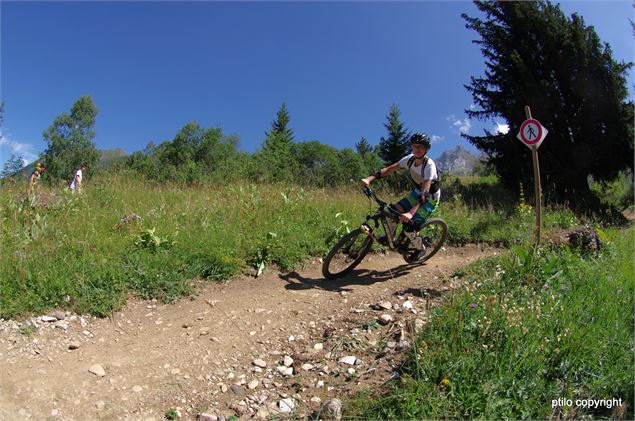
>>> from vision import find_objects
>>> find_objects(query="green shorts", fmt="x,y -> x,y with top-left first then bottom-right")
397,189 -> 439,230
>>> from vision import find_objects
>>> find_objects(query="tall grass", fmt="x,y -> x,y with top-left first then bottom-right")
0,173 -> 611,318
355,226 -> 634,419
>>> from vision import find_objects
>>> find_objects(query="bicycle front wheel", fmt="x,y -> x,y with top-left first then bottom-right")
322,228 -> 374,279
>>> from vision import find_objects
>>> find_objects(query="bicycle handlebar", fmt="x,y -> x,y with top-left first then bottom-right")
361,186 -> 406,222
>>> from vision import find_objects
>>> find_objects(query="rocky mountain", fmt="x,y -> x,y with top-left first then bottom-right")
434,145 -> 483,175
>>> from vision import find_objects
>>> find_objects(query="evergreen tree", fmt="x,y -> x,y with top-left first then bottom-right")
264,102 -> 294,147
1,154 -> 24,178
43,96 -> 99,183
378,104 -> 410,164
462,1 -> 633,208
259,102 -> 297,181
355,137 -> 372,158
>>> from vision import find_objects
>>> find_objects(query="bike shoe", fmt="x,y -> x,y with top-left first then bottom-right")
376,234 -> 389,246
409,247 -> 427,263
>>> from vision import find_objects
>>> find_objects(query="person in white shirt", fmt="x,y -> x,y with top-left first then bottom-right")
360,132 -> 441,261
69,163 -> 87,193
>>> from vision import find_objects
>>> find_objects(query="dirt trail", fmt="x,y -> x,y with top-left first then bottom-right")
0,245 -> 497,420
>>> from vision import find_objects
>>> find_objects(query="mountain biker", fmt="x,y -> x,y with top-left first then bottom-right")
360,132 -> 441,260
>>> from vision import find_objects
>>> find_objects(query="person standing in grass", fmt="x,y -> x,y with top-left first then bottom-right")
69,163 -> 87,193
360,132 -> 441,261
27,162 -> 46,196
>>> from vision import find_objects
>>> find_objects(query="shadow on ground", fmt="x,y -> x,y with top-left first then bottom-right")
280,261 -> 444,293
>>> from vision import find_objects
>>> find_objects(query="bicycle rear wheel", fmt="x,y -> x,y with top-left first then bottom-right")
403,218 -> 448,264
322,228 -> 374,279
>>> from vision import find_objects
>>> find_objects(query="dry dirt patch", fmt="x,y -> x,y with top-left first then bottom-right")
0,245 -> 496,420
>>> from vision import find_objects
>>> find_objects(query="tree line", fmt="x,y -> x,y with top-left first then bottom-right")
3,1 -> 632,210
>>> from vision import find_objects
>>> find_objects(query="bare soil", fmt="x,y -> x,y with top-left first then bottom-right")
0,245 -> 497,421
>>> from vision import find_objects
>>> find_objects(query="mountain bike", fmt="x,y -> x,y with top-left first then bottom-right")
322,187 -> 448,280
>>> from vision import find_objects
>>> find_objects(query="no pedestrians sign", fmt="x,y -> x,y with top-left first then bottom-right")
517,118 -> 548,149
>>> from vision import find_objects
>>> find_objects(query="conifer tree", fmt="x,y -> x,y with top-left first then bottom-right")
378,104 -> 410,164
462,1 -> 633,207
355,137 -> 372,158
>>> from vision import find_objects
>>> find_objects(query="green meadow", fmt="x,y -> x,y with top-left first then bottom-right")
1,172 -> 618,321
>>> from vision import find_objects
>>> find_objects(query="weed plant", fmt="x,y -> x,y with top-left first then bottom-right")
355,227 -> 634,419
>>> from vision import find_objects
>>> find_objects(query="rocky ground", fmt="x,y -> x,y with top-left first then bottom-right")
0,245 -> 496,421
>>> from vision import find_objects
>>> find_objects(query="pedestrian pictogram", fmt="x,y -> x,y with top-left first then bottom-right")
517,118 -> 548,148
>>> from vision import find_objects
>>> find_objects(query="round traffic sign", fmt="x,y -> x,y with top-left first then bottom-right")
519,119 -> 543,145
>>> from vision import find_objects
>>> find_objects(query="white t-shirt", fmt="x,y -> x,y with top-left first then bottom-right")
70,169 -> 83,190
398,154 -> 441,201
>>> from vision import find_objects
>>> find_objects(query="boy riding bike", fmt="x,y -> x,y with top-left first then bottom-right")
360,132 -> 441,262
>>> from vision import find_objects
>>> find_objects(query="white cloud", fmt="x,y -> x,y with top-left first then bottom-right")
0,134 -> 39,165
430,134 -> 444,143
447,115 -> 472,134
495,122 -> 510,134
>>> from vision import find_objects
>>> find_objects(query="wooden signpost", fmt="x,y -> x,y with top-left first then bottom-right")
517,106 -> 548,245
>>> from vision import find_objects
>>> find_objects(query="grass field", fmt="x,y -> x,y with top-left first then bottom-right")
0,172 -> 622,319
353,226 -> 634,419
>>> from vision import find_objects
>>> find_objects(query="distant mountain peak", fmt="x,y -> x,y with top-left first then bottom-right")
435,145 -> 482,175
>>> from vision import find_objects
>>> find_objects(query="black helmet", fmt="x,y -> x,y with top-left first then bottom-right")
410,132 -> 431,148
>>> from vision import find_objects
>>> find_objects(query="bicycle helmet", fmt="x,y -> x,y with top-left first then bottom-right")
410,132 -> 431,148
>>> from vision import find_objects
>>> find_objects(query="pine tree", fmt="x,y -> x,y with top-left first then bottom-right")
259,102 -> 297,181
264,102 -> 294,148
378,104 -> 410,164
355,137 -> 372,158
462,1 -> 633,208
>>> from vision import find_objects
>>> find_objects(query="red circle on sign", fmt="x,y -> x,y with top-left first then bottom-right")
519,119 -> 543,145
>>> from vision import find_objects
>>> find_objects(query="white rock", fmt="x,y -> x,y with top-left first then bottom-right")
40,316 -> 57,323
196,413 -> 217,421
95,400 -> 105,410
54,321 -> 68,330
347,368 -> 356,375
378,314 -> 393,325
378,301 -> 392,310
248,380 -> 259,390
53,310 -> 66,320
338,356 -> 357,365
276,366 -> 293,376
88,364 -> 106,377
301,363 -> 313,371
316,380 -> 325,388
132,385 -> 143,393
283,356 -> 293,367
313,343 -> 323,350
324,399 -> 342,420
252,358 -> 267,368
278,398 -> 295,413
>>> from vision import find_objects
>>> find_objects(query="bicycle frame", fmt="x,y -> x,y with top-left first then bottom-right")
360,187 -> 409,250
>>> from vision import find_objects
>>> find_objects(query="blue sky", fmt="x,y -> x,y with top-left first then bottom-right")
1,0 -> 633,168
